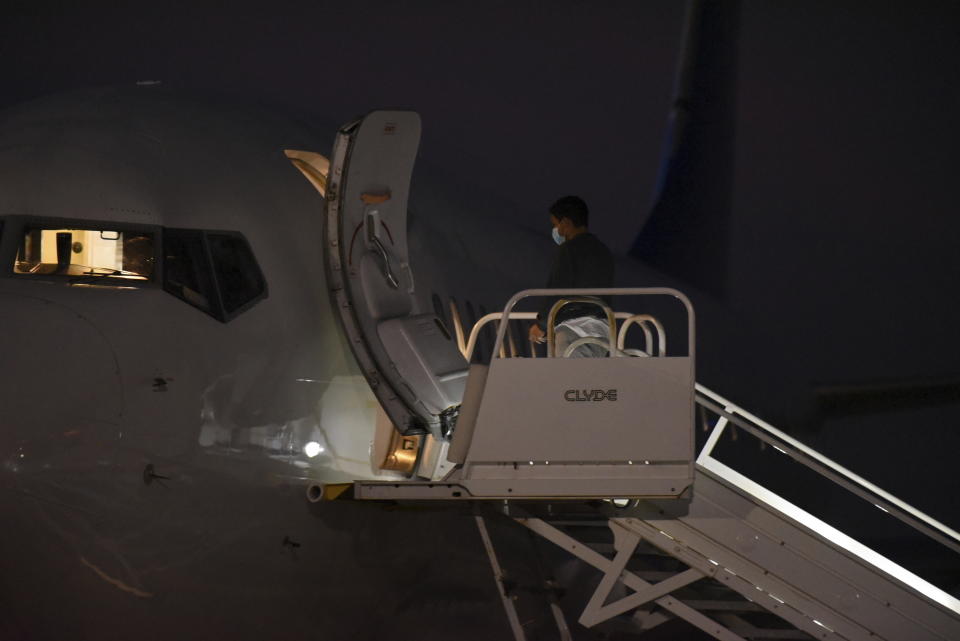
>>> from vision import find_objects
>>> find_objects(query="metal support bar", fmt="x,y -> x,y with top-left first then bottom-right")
581,523 -> 705,626
684,600 -> 764,613
549,592 -> 574,641
524,528 -> 574,641
623,515 -> 859,640
714,613 -> 812,640
580,523 -> 704,628
601,567 -> 704,624
634,607 -> 673,631
579,524 -> 643,626
475,516 -> 527,641
517,517 -> 748,641
464,312 -> 537,362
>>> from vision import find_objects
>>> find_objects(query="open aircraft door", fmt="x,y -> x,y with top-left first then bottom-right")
324,111 -> 468,452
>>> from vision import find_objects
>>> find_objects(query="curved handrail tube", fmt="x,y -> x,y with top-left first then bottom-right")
465,307 -> 672,362
617,314 -> 666,356
464,312 -> 538,362
620,317 -> 654,355
449,300 -> 467,356
561,336 -> 630,358
546,297 -> 617,358
492,288 -> 695,363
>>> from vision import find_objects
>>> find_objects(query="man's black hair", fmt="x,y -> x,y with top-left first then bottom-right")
549,195 -> 589,228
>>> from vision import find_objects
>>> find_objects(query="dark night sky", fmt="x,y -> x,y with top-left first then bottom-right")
1,0 -> 685,250
3,0 -> 959,513
4,1 -> 958,249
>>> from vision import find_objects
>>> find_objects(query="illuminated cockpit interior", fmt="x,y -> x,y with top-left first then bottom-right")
3,216 -> 268,323
14,225 -> 154,281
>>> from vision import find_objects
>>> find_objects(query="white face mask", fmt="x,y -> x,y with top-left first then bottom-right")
552,226 -> 564,245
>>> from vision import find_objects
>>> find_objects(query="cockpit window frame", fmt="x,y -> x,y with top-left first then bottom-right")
204,230 -> 268,321
2,215 -> 162,287
0,216 -> 268,324
162,227 -> 268,324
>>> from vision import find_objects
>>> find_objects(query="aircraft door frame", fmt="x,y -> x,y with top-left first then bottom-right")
324,111 -> 430,438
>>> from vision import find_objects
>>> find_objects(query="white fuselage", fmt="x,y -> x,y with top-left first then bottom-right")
0,89 -> 412,490
0,87 -> 657,640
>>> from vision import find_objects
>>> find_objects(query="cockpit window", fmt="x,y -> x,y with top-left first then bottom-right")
13,226 -> 155,283
4,218 -> 265,322
206,233 -> 265,315
162,228 -> 266,322
162,228 -> 215,314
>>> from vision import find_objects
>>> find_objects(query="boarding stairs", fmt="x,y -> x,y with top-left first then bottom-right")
348,289 -> 960,640
491,382 -> 960,640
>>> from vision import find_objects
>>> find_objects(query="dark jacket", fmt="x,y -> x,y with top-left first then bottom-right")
536,232 -> 614,329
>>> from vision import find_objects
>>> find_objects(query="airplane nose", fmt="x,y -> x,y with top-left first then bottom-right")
0,294 -> 123,476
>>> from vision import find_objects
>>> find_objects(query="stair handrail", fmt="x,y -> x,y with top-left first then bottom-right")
695,383 -> 960,555
617,314 -> 665,356
489,288 -> 694,364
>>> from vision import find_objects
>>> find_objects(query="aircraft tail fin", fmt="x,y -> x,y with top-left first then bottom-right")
630,0 -> 739,297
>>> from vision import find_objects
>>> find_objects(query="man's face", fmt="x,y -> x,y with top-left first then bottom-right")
550,214 -> 565,238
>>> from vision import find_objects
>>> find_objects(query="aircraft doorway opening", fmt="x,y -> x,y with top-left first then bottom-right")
285,115 -> 471,485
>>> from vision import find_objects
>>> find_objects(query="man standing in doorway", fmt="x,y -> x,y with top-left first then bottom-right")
528,195 -> 615,357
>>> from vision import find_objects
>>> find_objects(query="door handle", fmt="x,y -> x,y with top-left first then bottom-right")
370,235 -> 400,289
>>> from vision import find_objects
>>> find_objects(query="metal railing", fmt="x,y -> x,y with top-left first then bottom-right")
694,382 -> 960,615
463,311 -> 538,361
462,288 -> 686,362
544,297 -> 617,357
618,314 -> 666,356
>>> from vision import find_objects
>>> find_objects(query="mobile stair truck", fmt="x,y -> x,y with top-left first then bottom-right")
339,288 -> 960,641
